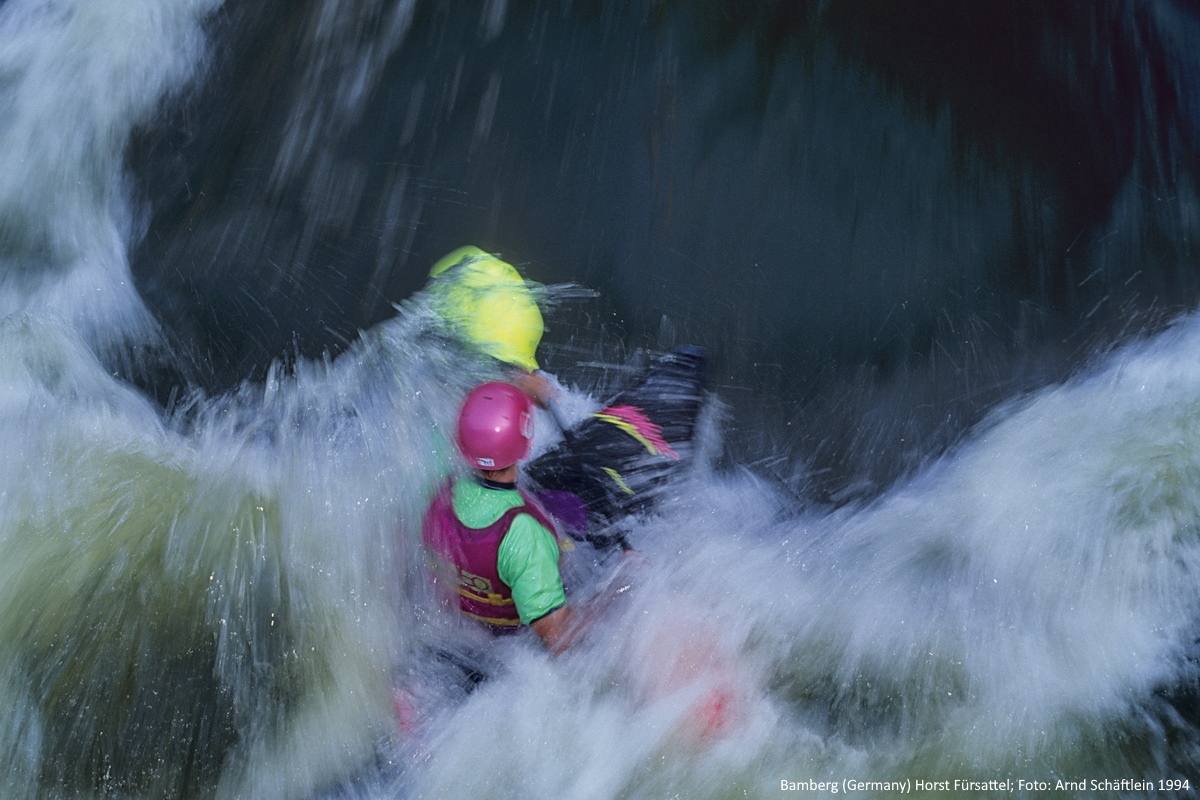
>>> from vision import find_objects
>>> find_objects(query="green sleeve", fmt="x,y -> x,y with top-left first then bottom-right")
496,514 -> 565,625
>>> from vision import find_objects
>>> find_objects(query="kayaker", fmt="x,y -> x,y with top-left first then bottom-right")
424,245 -> 558,409
421,381 -> 592,653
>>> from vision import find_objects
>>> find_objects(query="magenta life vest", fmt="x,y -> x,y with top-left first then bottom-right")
421,480 -> 559,630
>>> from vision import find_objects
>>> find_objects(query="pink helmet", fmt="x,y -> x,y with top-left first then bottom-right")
456,382 -> 534,470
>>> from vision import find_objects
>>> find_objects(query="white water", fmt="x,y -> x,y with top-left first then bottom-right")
388,317 -> 1200,797
0,0 -> 220,353
0,2 -> 1198,799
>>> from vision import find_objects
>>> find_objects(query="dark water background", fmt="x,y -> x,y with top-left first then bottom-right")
3,4 -> 1200,798
126,0 -> 1200,503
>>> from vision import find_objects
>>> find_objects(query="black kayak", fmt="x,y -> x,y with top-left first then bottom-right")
526,344 -> 709,552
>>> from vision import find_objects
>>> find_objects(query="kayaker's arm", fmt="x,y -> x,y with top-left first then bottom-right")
529,550 -> 644,655
529,604 -> 582,655
508,369 -> 557,409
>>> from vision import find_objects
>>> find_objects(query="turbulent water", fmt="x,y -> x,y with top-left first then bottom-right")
1,1 -> 1199,798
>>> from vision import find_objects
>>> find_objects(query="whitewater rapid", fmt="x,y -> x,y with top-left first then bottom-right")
0,1 -> 1198,798
386,314 -> 1200,799
7,283 -> 1200,799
